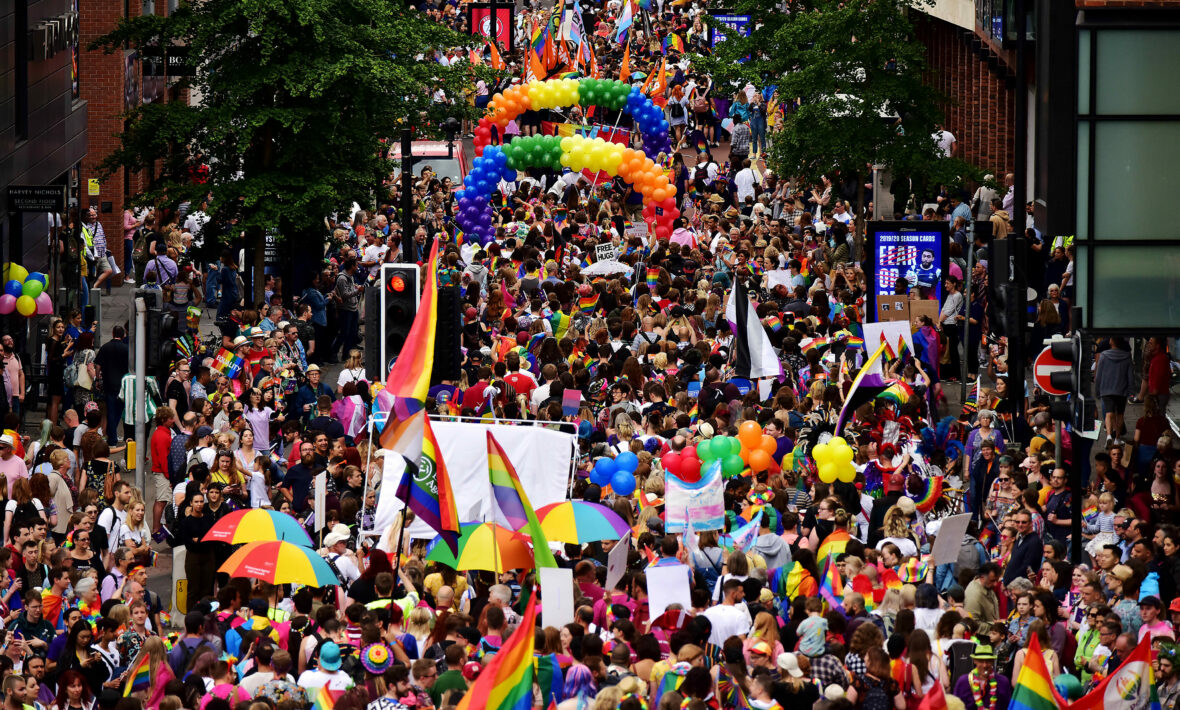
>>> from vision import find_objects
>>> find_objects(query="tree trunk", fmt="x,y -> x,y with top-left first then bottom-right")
253,228 -> 266,305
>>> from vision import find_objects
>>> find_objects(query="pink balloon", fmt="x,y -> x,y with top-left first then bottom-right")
34,292 -> 53,315
0,295 -> 15,315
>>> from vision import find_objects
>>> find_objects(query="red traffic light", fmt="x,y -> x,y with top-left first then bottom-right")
387,276 -> 406,293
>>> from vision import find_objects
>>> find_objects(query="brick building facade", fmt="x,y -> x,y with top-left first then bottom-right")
915,13 -> 1018,178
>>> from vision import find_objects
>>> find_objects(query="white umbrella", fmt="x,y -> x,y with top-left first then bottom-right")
581,259 -> 633,276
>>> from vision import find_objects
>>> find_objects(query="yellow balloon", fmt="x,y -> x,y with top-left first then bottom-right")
15,295 -> 36,317
836,462 -> 857,483
560,137 -> 575,152
830,436 -> 849,449
818,463 -> 838,484
2,263 -> 28,283
783,452 -> 795,471
812,442 -> 831,464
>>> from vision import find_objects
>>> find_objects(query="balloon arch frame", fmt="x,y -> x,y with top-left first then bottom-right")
456,78 -> 680,245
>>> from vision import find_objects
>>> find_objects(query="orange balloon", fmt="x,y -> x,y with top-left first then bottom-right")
738,420 -> 762,448
652,188 -> 668,202
666,184 -> 677,197
748,449 -> 772,473
759,434 -> 777,454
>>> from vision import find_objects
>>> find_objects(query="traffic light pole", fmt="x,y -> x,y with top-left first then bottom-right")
401,129 -> 415,262
134,296 -> 147,492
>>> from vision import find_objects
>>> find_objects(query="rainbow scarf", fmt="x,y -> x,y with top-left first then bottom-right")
77,599 -> 101,628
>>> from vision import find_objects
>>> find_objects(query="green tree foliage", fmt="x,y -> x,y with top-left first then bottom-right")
696,0 -> 947,239
94,0 -> 486,294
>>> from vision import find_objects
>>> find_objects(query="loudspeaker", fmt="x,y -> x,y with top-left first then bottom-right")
432,286 -> 463,384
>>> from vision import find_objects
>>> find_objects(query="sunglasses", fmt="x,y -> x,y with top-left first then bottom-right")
997,477 -> 1010,482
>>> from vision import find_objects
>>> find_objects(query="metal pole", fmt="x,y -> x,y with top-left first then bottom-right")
401,129 -> 415,262
1054,417 -> 1064,471
961,220 -> 975,401
1013,0 -> 1028,243
134,297 -> 147,491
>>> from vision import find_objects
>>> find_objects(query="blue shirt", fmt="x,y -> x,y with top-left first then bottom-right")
301,287 -> 328,327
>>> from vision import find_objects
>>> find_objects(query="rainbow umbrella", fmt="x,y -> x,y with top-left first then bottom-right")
202,509 -> 314,546
425,522 -> 534,573
218,541 -> 338,587
536,501 -> 630,544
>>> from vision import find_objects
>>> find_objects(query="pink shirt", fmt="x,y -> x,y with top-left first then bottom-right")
123,210 -> 139,240
199,683 -> 250,710
0,455 -> 28,498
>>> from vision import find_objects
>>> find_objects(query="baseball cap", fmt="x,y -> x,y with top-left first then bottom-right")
194,426 -> 213,438
1139,595 -> 1162,608
885,473 -> 905,493
749,640 -> 772,657
1169,598 -> 1180,613
777,652 -> 804,678
462,661 -> 482,681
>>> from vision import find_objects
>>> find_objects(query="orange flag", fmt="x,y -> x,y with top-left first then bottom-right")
618,42 -> 630,82
469,48 -> 482,65
641,56 -> 666,96
488,41 -> 505,70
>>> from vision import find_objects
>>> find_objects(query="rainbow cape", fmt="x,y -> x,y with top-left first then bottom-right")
487,432 -> 558,568
816,528 -> 851,568
769,561 -> 817,598
457,589 -> 540,710
646,266 -> 660,287
653,663 -> 690,705
534,653 -> 565,707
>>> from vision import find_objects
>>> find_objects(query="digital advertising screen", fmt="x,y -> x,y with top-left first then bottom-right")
708,11 -> 751,48
867,221 -> 949,317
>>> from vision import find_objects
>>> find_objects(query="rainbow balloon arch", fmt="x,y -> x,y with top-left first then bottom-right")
457,77 -> 680,245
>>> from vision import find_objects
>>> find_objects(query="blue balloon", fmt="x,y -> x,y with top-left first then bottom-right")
591,458 -> 617,486
614,451 -> 639,474
4,281 -> 22,298
501,169 -> 517,182
610,470 -> 636,496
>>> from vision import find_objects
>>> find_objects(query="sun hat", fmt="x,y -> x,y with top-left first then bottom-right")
360,643 -> 393,674
232,336 -> 249,348
896,496 -> 916,516
318,641 -> 343,671
0,434 -> 14,449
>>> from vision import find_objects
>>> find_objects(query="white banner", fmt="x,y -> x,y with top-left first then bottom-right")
862,320 -> 914,359
373,421 -> 575,542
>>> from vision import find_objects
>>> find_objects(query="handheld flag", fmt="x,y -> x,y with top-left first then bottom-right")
396,412 -> 460,558
124,654 -> 152,696
615,0 -> 634,44
488,41 -> 505,70
618,41 -> 631,83
456,588 -> 539,710
725,276 -> 783,380
487,432 -> 558,568
1008,635 -> 1064,710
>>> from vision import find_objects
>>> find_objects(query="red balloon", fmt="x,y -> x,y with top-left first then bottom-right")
684,446 -> 699,460
679,456 -> 702,482
661,451 -> 682,476
654,225 -> 671,240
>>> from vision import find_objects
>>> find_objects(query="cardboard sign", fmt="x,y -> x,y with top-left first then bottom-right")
646,565 -> 694,618
595,242 -> 617,262
539,566 -> 575,628
605,534 -> 630,592
314,473 -> 327,533
876,296 -> 909,323
908,300 -> 939,332
931,513 -> 972,567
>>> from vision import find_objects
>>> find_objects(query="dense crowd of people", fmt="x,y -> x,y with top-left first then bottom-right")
3,0 -> 1179,710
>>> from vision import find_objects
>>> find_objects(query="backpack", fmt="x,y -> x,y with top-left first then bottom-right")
693,94 -> 709,113
168,433 -> 188,485
955,538 -> 986,579
171,638 -> 212,675
132,229 -> 151,266
669,101 -> 685,119
857,674 -> 893,710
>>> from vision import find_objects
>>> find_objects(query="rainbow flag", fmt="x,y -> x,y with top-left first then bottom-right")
578,293 -> 599,314
534,653 -> 565,707
212,348 -> 244,378
816,529 -> 851,568
549,310 -> 571,340
457,588 -> 540,710
379,240 -> 441,462
819,557 -> 844,608
124,654 -> 152,696
1068,636 -> 1161,710
487,432 -> 558,568
396,412 -> 460,558
764,315 -> 783,332
1008,636 -> 1064,710
646,266 -> 660,287
770,561 -> 817,598
653,664 -> 689,705
312,685 -> 344,710
662,34 -> 684,53
1082,505 -> 1099,524
878,379 -> 914,407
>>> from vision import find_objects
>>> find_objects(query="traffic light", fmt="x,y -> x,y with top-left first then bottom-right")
986,237 -> 1028,390
138,289 -> 181,383
364,264 -> 420,382
1049,320 -> 1097,430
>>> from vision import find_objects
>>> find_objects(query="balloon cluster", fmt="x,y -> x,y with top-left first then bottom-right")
661,421 -> 779,482
455,135 -> 680,244
590,450 -> 638,496
474,78 -> 670,158
0,264 -> 52,317
813,436 -> 856,484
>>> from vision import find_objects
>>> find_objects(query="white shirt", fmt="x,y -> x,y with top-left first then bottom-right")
337,367 -> 366,390
327,552 -> 361,584
97,505 -> 127,537
184,211 -> 210,245
362,244 -> 388,277
701,603 -> 752,646
249,471 -> 271,508
734,168 -> 758,202
934,130 -> 956,157
297,669 -> 354,693
876,536 -> 918,558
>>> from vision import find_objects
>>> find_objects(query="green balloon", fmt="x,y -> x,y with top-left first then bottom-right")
722,454 -> 746,477
21,280 -> 43,299
726,437 -> 742,456
697,439 -> 715,460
